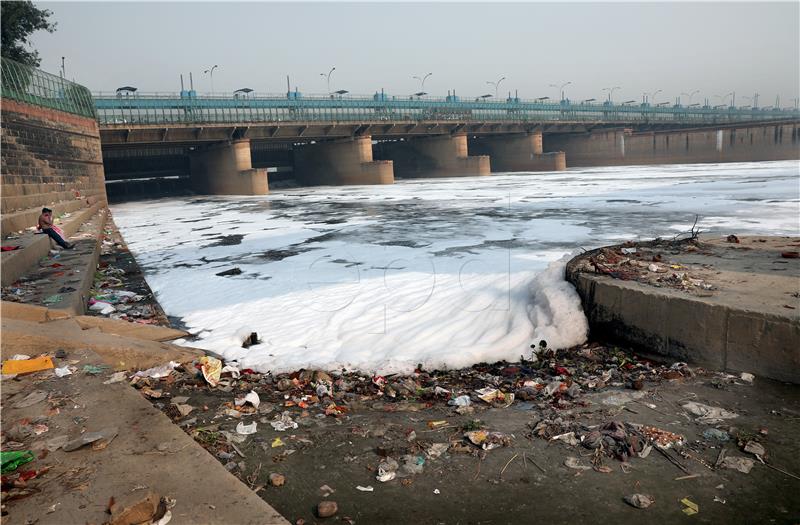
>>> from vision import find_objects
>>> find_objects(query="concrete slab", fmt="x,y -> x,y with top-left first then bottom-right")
0,345 -> 288,524
72,315 -> 189,342
566,236 -> 800,383
1,317 -> 202,371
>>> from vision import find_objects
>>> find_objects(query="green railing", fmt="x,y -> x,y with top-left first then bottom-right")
93,91 -> 800,127
1,57 -> 96,118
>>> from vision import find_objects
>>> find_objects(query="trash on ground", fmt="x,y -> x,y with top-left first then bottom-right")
3,356 -> 55,375
564,457 -> 592,471
680,497 -> 699,516
270,412 -> 298,432
13,390 -> 48,408
235,390 -> 260,410
702,428 -> 730,442
83,364 -> 109,375
54,366 -> 73,377
104,371 -> 128,384
1,451 -> 35,474
721,456 -> 754,474
316,501 -> 338,518
682,401 -> 739,423
269,473 -> 285,486
624,493 -> 654,509
134,362 -> 179,379
743,441 -> 765,457
235,422 -> 257,435
63,427 -> 119,452
199,356 -> 222,387
464,430 -> 511,450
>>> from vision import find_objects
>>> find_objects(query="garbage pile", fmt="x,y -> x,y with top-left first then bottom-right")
122,342 -> 771,496
573,240 -> 718,294
86,223 -> 169,325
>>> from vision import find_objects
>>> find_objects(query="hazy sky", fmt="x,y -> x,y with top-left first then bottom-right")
31,2 -> 800,105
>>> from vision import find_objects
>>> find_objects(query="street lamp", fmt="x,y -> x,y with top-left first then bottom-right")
602,86 -> 621,103
486,77 -> 506,99
413,73 -> 432,92
714,92 -> 734,107
203,65 -> 219,94
320,67 -> 336,94
549,81 -> 571,102
644,89 -> 662,105
680,90 -> 700,106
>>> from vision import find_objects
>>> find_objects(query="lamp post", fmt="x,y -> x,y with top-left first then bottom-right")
413,73 -> 432,93
203,65 -> 219,94
644,89 -> 662,105
486,77 -> 506,99
680,90 -> 699,106
549,81 -> 571,102
320,67 -> 336,94
714,92 -> 734,107
602,86 -> 621,103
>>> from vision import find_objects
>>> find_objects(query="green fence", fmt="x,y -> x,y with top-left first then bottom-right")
1,57 -> 96,118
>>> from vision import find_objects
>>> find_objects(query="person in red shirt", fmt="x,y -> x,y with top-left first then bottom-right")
38,208 -> 74,249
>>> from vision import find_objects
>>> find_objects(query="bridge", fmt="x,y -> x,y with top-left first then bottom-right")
94,91 -> 800,197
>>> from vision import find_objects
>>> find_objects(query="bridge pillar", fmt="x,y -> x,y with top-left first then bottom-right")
189,139 -> 269,195
293,136 -> 394,185
374,133 -> 490,178
468,132 -> 566,172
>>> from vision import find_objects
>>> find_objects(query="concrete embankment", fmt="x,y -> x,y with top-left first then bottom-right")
1,307 -> 288,524
566,236 -> 800,384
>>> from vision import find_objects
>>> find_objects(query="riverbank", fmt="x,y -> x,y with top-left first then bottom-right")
3,198 -> 799,523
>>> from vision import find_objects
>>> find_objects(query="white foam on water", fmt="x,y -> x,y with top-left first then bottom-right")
112,160 -> 800,373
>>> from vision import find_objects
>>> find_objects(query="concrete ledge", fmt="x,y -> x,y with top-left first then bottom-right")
0,342 -> 288,524
73,315 -> 189,342
566,238 -> 800,383
0,301 -> 72,322
1,316 -> 202,371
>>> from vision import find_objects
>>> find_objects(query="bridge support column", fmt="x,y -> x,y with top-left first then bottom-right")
468,132 -> 566,172
374,133 -> 490,178
189,139 -> 269,195
293,136 -> 394,186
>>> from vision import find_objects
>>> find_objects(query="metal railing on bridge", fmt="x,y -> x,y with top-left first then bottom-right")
1,58 -> 96,119
93,91 -> 800,127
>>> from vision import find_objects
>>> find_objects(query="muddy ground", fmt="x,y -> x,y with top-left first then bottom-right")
139,354 -> 800,525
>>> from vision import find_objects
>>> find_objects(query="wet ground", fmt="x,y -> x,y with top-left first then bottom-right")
139,347 -> 800,524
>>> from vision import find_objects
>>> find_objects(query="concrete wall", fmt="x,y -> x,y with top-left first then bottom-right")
1,98 -> 107,234
374,133 -> 490,178
566,249 -> 800,384
189,139 -> 268,195
543,122 -> 800,167
468,133 -> 566,172
293,136 -> 394,186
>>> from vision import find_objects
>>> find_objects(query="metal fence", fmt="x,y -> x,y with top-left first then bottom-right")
1,57 -> 96,118
94,91 -> 800,126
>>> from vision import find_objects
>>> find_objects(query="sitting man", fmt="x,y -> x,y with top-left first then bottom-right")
38,207 -> 74,249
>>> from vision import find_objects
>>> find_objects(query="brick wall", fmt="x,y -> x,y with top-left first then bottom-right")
1,98 -> 106,214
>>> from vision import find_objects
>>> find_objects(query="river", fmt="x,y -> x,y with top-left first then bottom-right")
112,160 -> 800,373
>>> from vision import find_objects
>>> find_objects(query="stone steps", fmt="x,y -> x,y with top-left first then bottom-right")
1,200 -> 105,287
2,207 -> 109,315
1,196 -> 104,236
1,181 -> 103,197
